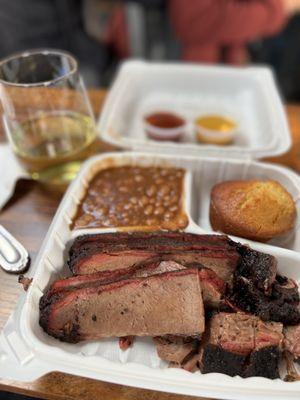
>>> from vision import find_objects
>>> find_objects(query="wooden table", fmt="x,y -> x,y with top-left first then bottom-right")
0,90 -> 299,400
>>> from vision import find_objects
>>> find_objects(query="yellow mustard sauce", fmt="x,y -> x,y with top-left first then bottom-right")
195,115 -> 237,132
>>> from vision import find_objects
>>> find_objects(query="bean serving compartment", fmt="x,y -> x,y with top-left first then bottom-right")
72,162 -> 189,232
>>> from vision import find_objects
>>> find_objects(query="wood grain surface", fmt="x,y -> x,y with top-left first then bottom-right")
0,89 -> 299,400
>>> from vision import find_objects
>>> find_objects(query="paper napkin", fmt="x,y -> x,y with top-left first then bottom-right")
0,143 -> 28,210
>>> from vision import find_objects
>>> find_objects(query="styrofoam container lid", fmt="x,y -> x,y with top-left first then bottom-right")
98,61 -> 291,159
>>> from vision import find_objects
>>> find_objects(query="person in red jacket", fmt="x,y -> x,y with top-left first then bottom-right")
106,0 -> 300,65
169,0 -> 300,64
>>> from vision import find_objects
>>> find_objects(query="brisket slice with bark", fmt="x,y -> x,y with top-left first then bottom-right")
69,250 -> 157,275
229,276 -> 300,325
39,269 -> 205,343
41,260 -> 168,305
199,312 -> 283,379
127,259 -> 227,307
68,232 -> 240,281
68,232 -> 278,291
70,232 -> 235,253
42,260 -> 226,309
163,253 -> 236,284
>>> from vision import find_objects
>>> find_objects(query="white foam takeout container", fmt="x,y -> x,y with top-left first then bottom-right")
1,152 -> 300,400
98,61 -> 291,160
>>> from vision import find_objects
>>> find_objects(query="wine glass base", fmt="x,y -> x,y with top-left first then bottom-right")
31,161 -> 83,186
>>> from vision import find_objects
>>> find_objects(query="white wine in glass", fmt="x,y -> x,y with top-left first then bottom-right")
0,49 -> 98,185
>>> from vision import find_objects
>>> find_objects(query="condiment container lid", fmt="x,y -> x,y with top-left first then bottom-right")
98,61 -> 291,160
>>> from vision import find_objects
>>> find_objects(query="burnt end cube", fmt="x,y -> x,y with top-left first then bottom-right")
200,312 -> 283,379
200,344 -> 246,377
235,246 -> 277,291
243,346 -> 280,380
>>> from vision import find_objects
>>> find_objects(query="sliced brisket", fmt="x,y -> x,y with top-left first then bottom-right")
70,232 -> 235,253
43,260 -> 226,309
41,260 -> 165,305
69,250 -> 157,275
39,269 -> 205,343
199,312 -> 283,379
68,232 -> 240,281
39,231 -> 300,380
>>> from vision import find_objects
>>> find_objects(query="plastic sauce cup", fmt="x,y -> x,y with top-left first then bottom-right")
195,115 -> 238,145
144,111 -> 187,142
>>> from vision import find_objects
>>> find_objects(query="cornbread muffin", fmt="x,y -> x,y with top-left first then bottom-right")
210,180 -> 296,242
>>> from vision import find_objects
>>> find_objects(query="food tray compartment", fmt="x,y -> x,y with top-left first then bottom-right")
1,152 -> 300,400
188,157 -> 300,250
98,61 -> 291,159
69,153 -> 193,236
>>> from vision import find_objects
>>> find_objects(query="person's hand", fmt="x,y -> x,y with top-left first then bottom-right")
283,0 -> 300,15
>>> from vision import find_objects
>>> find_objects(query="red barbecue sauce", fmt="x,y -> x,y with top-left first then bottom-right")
144,111 -> 186,141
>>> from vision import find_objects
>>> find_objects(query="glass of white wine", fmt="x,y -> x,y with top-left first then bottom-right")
0,49 -> 97,184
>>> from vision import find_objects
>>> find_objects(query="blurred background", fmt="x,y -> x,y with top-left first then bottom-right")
0,0 -> 299,100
